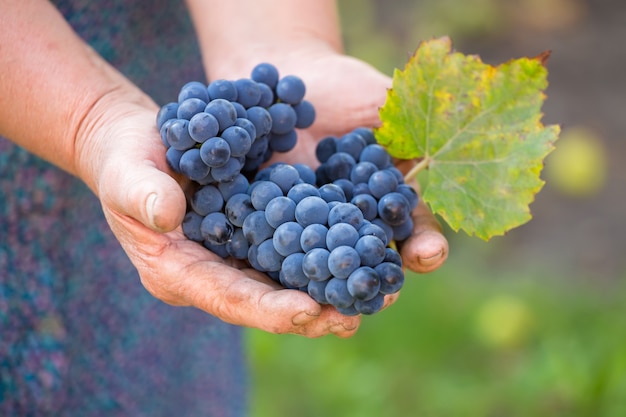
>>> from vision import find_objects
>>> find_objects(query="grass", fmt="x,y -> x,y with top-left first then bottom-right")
245,235 -> 626,417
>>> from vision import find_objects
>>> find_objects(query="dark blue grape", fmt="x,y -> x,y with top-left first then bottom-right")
273,222 -> 304,257
359,144 -> 391,169
276,75 -> 306,104
208,79 -> 238,101
293,100 -> 316,128
295,196 -> 329,227
352,127 -> 377,145
265,196 -> 296,228
250,180 -> 283,210
200,212 -> 234,245
246,106 -> 272,137
159,118 -> 176,148
242,210 -> 275,245
385,166 -> 405,184
224,193 -> 255,227
211,156 -> 244,183
354,235 -> 386,267
375,262 -> 404,295
204,98 -> 237,131
336,304 -> 360,316
204,241 -> 229,259
354,293 -> 385,315
352,182 -> 371,196
325,278 -> 355,309
377,192 -> 410,226
293,163 -> 316,185
287,183 -> 320,204
326,223 -> 359,251
268,103 -> 297,135
358,222 -> 389,246
302,248 -> 331,281
191,184 -> 224,216
333,179 -> 354,201
177,97 -> 207,120
247,244 -> 265,271
383,248 -> 403,267
347,266 -> 380,301
165,147 -> 184,173
307,279 -> 329,304
231,102 -> 247,118
392,218 -> 414,242
234,78 -> 262,108
257,238 -> 284,272
257,82 -> 275,108
268,130 -> 297,152
246,135 -> 269,159
328,202 -> 364,229
315,136 -> 337,163
251,63 -> 279,89
166,119 -> 195,150
157,102 -> 178,129
350,161 -> 378,184
368,170 -> 398,199
218,174 -> 250,201
200,137 -> 230,168
221,125 -> 252,157
324,152 -> 356,181
372,218 -> 394,246
336,131 -> 366,161
189,112 -> 219,143
226,229 -> 249,260
300,223 -> 328,252
351,193 -> 378,221
279,253 -> 309,289
328,246 -> 361,279
318,183 -> 346,203
181,211 -> 204,242
397,184 -> 419,211
179,148 -> 211,181
178,81 -> 209,103
234,118 -> 257,142
269,164 -> 300,193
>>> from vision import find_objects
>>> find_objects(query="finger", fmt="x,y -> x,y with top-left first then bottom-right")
99,156 -> 187,233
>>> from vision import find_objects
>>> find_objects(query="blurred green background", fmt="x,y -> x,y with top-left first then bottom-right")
246,0 -> 626,415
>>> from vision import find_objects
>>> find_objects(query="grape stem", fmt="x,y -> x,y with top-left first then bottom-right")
404,156 -> 431,182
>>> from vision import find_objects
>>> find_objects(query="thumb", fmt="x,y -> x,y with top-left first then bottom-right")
99,158 -> 187,232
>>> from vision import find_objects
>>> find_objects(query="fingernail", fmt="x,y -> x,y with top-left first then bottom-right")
417,249 -> 444,267
145,192 -> 158,229
292,311 -> 318,326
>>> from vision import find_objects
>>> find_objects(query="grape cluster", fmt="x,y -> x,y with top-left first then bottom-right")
157,64 -> 419,315
157,63 -> 315,182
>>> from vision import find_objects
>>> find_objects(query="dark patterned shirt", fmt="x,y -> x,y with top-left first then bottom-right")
0,1 -> 247,416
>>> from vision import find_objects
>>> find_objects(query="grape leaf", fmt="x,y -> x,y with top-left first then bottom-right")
375,37 -> 560,240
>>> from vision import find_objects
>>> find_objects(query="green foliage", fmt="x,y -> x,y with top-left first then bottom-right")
375,37 -> 560,240
246,245 -> 626,417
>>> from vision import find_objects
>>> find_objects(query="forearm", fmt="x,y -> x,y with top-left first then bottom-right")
185,0 -> 343,79
0,0 -> 154,187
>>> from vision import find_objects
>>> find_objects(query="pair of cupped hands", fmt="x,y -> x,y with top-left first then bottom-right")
77,50 -> 448,338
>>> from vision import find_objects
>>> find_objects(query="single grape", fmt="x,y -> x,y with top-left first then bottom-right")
293,163 -> 316,185
307,279 -> 329,304
221,125 -> 252,157
257,82 -> 274,108
242,210 -> 275,245
246,106 -> 272,137
251,62 -> 279,89
333,179 -> 354,201
250,180 -> 284,210
300,223 -> 329,252
368,170 -> 399,199
323,152 -> 356,182
279,252 -> 309,289
383,247 -> 403,267
315,136 -> 337,163
190,184 -> 224,216
302,248 -> 331,281
200,137 -> 231,168
234,118 -> 257,143
318,183 -> 346,203
268,130 -> 297,153
181,211 -> 204,242
273,221 -> 304,257
207,79 -> 238,101
352,127 -> 377,145
200,212 -> 234,245
157,102 -> 178,129
257,238 -> 284,272
326,223 -> 359,251
247,244 -> 265,272
377,192 -> 411,226
346,266 -> 380,301
211,157 -> 243,183
178,81 -> 209,103
165,147 -> 184,173
354,235 -> 386,267
226,229 -> 249,260
224,193 -> 255,227
375,262 -> 404,295
231,102 -> 247,118
350,193 -> 378,221
204,98 -> 237,131
269,164 -> 301,193
218,174 -> 250,201
179,148 -> 211,181
189,112 -> 220,143
336,131 -> 366,161
275,74 -> 306,104
359,144 -> 391,169
166,119 -> 195,151
397,184 -> 419,211
268,103 -> 297,135
354,293 -> 385,315
392,218 -> 414,242
293,100 -> 316,129
234,78 -> 262,108
177,97 -> 207,120
295,196 -> 330,227
358,221 -> 389,246
325,278 -> 355,309
265,196 -> 297,228
286,183 -> 320,203
350,161 -> 378,184
328,202 -> 364,229
328,246 -> 361,279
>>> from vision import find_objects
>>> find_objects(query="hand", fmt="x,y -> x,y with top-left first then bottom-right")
74,91 -> 360,338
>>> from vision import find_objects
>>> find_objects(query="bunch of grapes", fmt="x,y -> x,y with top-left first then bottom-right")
157,63 -> 315,182
157,63 -> 418,315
